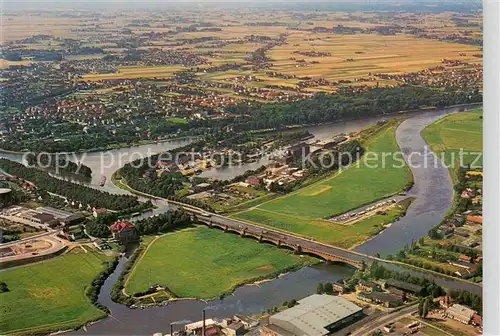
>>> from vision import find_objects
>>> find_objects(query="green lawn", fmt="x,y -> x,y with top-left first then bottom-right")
231,122 -> 411,248
257,123 -> 411,219
0,252 -> 113,335
167,117 -> 189,125
125,227 -> 313,299
422,110 -> 483,181
234,199 -> 411,249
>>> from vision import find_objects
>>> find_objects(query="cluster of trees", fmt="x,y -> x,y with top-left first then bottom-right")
418,297 -> 431,318
87,258 -> 119,314
25,153 -> 92,178
86,208 -> 194,239
263,299 -> 298,314
369,261 -> 446,298
0,182 -> 29,207
167,195 -> 214,212
118,142 -> 203,198
0,159 -> 139,210
134,209 -> 192,235
36,190 -> 68,209
448,288 -> 482,314
0,282 -> 9,293
225,86 -> 482,131
316,282 -> 336,295
86,219 -> 111,238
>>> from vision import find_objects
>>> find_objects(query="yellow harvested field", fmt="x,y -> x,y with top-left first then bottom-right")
267,34 -> 481,80
0,60 -> 33,69
302,185 -> 332,196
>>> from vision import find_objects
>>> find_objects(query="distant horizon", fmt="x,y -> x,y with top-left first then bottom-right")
0,0 -> 482,10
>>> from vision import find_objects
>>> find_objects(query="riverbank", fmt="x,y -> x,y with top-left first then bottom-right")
389,110 -> 483,281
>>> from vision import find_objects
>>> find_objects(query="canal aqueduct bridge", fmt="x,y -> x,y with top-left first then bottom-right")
183,210 -> 370,270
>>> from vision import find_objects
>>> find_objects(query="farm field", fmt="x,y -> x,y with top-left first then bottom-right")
421,110 -> 483,180
255,122 -> 411,219
125,227 -> 313,299
267,34 -> 481,81
0,252 -> 113,335
234,198 -> 412,249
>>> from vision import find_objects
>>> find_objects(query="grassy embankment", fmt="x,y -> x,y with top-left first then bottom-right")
421,109 -> 483,182
233,121 -> 412,249
125,226 -> 315,299
402,110 -> 483,275
0,251 -> 113,335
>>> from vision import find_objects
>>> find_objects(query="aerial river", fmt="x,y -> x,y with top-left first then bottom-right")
1,104 -> 481,335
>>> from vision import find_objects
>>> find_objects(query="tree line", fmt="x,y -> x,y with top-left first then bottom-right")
221,86 -> 482,131
0,159 -> 139,211
25,153 -> 92,178
133,209 -> 192,235
86,209 -> 194,238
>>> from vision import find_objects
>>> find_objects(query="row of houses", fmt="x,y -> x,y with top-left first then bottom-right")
356,279 -> 423,308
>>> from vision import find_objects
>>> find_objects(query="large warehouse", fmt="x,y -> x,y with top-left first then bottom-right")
261,294 -> 364,336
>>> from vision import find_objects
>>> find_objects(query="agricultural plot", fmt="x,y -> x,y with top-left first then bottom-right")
268,34 -> 481,82
421,110 -> 483,180
125,227 -> 312,299
0,252 -> 113,335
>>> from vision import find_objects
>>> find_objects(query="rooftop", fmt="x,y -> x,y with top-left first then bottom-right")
269,294 -> 362,336
0,188 -> 12,195
446,304 -> 476,321
111,221 -> 135,233
36,206 -> 73,219
384,279 -> 423,293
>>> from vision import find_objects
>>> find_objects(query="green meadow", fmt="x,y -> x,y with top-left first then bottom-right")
421,110 -> 483,181
125,227 -> 312,299
0,252 -> 113,335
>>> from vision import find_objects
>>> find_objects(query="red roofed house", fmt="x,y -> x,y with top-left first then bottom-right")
111,221 -> 138,243
459,255 -> 472,263
472,313 -> 482,327
247,176 -> 261,187
466,215 -> 483,225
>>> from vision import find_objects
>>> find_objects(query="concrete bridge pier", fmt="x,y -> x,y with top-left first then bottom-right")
295,244 -> 302,255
